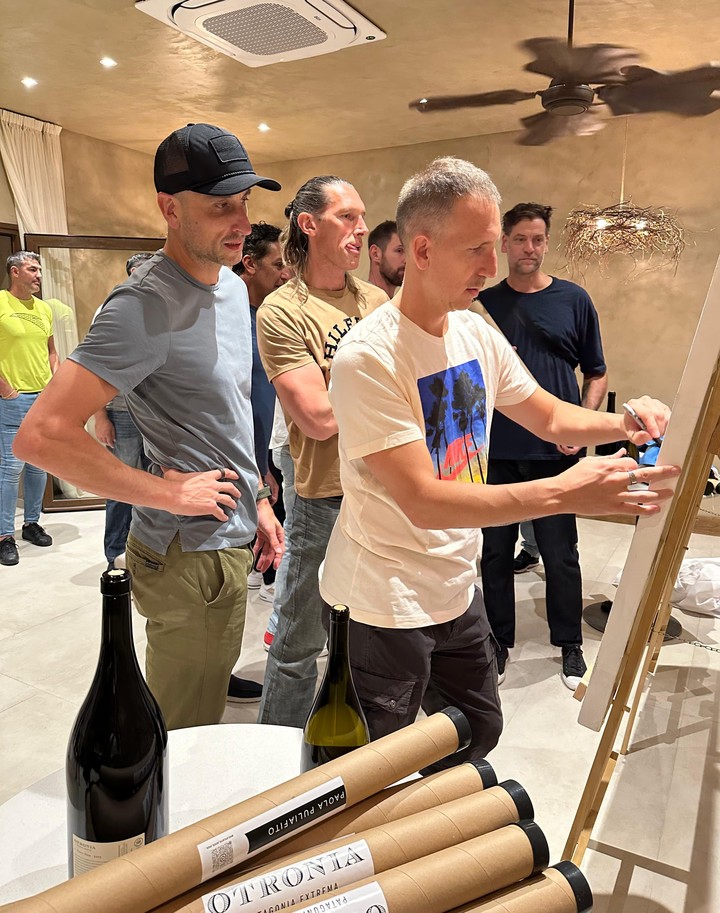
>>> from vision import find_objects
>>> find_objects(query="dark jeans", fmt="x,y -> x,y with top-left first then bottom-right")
104,408 -> 149,562
480,458 -> 583,648
348,589 -> 502,774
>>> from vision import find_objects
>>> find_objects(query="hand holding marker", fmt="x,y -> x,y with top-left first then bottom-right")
622,402 -> 665,448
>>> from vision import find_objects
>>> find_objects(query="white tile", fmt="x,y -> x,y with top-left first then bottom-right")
1,512 -> 720,913
0,692 -> 79,804
0,673 -> 36,713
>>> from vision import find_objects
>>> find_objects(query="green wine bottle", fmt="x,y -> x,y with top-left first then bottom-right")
301,605 -> 370,770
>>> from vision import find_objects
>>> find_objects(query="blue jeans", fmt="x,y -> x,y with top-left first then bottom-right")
0,393 -> 46,537
258,493 -> 341,727
104,408 -> 148,562
266,445 -> 295,636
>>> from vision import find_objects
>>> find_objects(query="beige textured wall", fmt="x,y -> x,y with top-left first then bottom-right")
60,130 -> 165,239
249,114 -> 720,410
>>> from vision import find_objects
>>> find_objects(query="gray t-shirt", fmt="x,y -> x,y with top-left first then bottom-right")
71,252 -> 258,554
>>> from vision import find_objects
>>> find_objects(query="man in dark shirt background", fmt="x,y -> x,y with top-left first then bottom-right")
478,202 -> 607,691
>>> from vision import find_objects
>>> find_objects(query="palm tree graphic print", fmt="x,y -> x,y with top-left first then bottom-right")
419,360 -> 488,483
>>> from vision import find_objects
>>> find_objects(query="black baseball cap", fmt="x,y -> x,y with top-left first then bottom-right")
154,123 -> 281,196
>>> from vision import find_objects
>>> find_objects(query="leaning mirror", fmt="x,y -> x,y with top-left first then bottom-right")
25,234 -> 165,511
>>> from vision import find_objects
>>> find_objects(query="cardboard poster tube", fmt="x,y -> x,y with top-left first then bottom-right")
447,862 -> 593,913
272,821 -> 549,913
160,780 -> 532,913
244,759 -> 496,870
2,709 -> 470,913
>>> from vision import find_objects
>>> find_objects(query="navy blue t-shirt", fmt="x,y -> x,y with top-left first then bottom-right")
479,277 -> 606,460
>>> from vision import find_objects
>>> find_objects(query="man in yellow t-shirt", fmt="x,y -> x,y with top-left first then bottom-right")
256,175 -> 387,728
0,251 -> 58,566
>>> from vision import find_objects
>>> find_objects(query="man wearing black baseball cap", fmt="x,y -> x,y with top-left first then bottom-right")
15,124 -> 285,729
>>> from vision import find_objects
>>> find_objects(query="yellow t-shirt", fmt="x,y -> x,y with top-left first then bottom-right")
0,290 -> 54,392
257,277 -> 388,499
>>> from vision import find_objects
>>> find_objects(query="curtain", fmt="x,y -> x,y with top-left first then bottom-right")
0,109 -> 77,355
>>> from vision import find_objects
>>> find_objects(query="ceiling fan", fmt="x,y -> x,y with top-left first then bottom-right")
409,0 -> 720,145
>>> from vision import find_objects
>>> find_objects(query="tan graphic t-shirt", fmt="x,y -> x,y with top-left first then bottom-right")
257,278 -> 388,499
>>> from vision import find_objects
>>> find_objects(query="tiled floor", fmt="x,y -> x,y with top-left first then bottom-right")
1,508 -> 719,911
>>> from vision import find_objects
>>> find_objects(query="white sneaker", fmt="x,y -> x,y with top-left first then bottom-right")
259,582 -> 275,603
247,569 -> 263,589
114,552 -> 127,570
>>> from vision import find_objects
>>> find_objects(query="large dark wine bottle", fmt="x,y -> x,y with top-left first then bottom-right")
66,568 -> 168,877
301,604 -> 370,770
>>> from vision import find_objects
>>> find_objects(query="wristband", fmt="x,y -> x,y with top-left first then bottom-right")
256,484 -> 272,502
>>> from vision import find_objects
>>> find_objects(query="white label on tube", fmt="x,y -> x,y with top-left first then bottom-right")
71,832 -> 145,875
197,777 -> 347,882
201,838 -> 375,913
295,882 -> 389,913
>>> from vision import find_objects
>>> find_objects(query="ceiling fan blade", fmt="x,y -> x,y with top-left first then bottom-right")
518,106 -> 608,145
599,63 -> 720,116
409,89 -> 537,113
521,37 -> 642,84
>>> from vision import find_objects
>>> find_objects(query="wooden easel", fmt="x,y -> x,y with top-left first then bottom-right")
564,257 -> 720,864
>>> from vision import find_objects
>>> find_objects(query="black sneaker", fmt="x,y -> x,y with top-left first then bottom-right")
561,646 -> 587,691
495,644 -> 509,684
0,537 -> 19,566
514,549 -> 540,574
227,675 -> 263,703
21,522 -> 52,547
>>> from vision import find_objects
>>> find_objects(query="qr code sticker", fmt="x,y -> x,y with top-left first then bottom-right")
211,838 -> 234,873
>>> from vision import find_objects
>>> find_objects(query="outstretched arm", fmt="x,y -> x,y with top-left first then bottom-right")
363,438 -> 679,531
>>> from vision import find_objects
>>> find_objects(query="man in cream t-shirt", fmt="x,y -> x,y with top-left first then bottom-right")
320,157 -> 677,770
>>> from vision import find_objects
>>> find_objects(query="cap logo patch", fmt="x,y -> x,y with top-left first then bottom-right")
209,135 -> 249,166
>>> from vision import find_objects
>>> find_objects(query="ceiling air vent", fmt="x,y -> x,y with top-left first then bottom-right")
136,0 -> 386,67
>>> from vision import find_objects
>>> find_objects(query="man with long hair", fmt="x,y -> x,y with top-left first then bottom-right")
256,175 -> 387,728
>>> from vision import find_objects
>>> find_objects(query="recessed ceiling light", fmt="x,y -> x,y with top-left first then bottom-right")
21,77 -> 38,89
100,57 -> 117,68
258,123 -> 271,133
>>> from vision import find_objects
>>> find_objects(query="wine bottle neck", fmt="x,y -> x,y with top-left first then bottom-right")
101,595 -> 139,668
326,612 -> 351,684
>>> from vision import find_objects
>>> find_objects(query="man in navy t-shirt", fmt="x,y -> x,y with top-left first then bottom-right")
478,202 -> 607,691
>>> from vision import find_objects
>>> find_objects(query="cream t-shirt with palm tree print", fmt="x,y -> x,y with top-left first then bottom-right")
320,300 -> 536,629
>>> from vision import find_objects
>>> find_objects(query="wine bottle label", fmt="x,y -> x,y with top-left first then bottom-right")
201,838 -> 374,913
197,777 -> 347,882
72,832 -> 145,875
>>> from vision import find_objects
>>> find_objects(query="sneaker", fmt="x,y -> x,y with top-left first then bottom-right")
263,629 -> 274,652
227,676 -> 263,703
21,522 -> 52,547
514,549 -> 540,574
247,569 -> 263,589
259,582 -> 275,603
495,644 -> 509,684
561,646 -> 587,691
113,552 -> 127,570
0,537 -> 19,566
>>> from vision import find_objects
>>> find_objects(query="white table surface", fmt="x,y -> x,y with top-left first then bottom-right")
0,723 -> 303,904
